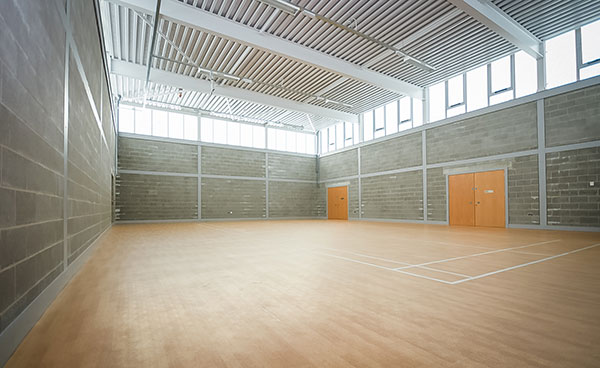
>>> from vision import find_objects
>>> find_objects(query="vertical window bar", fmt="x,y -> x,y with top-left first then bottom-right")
372,110 -> 375,138
444,79 -> 449,117
397,99 -> 401,131
409,97 -> 413,128
462,73 -> 468,113
510,54 -> 516,98
487,63 -> 492,106
575,27 -> 582,81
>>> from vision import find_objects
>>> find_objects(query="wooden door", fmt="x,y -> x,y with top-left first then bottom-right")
449,173 -> 475,226
327,186 -> 348,220
474,170 -> 505,228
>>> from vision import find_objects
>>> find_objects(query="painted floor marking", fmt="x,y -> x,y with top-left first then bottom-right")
322,247 -> 472,277
316,252 -> 455,284
316,241 -> 600,285
393,239 -> 562,270
450,242 -> 600,284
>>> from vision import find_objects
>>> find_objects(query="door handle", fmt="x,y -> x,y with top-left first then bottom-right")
469,202 -> 473,204
476,201 -> 480,205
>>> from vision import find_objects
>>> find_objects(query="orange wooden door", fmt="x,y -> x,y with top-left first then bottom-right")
327,186 -> 348,220
449,173 -> 475,226
474,170 -> 505,228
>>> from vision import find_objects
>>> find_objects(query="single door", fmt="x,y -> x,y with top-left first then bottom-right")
474,170 -> 505,228
449,173 -> 475,226
328,186 -> 348,220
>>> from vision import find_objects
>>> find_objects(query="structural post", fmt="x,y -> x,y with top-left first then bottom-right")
422,130 -> 428,222
537,99 -> 547,226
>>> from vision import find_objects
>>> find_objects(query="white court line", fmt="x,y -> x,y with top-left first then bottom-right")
423,240 -> 552,256
451,242 -> 600,284
316,252 -> 455,284
393,239 -> 562,270
322,247 -> 472,278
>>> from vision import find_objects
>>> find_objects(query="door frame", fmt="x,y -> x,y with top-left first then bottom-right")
445,167 -> 508,228
326,182 -> 350,220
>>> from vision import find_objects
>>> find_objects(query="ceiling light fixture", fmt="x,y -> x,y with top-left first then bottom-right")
257,0 -> 300,16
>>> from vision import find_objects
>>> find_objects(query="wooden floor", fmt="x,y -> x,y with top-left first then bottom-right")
7,221 -> 600,367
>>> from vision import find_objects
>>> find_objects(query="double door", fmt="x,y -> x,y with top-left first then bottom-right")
449,170 -> 505,227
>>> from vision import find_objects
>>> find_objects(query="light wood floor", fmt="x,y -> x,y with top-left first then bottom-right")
6,221 -> 600,367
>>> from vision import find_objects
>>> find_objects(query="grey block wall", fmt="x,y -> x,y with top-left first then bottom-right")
319,149 -> 358,181
118,174 -> 198,221
202,146 -> 265,178
269,153 -> 316,181
546,148 -> 600,227
348,179 -> 360,218
508,155 -> 540,225
119,138 -> 197,174
361,171 -> 423,220
427,168 -> 447,222
360,133 -> 422,174
427,102 -> 537,164
0,0 -> 115,333
117,138 -> 323,220
202,178 -> 266,219
269,182 -> 324,218
545,84 -> 600,147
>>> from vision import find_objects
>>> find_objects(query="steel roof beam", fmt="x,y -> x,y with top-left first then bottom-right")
111,59 -> 358,123
106,0 -> 424,98
449,0 -> 542,59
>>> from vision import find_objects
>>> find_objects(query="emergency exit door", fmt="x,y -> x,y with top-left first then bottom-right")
327,186 -> 348,220
449,170 -> 505,228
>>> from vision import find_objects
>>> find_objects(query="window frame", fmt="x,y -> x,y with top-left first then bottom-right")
575,24 -> 600,81
445,74 -> 467,113
487,54 -> 515,105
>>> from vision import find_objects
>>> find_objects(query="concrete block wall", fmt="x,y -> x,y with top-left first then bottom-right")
118,174 -> 198,221
545,84 -> 600,147
508,155 -> 540,225
0,0 -> 115,336
202,178 -> 266,219
116,137 -> 323,220
269,182 -> 324,218
426,102 -> 537,164
319,149 -> 358,181
426,168 -> 447,222
546,147 -> 600,227
202,146 -> 265,178
269,153 -> 316,181
119,138 -> 197,174
361,171 -> 423,220
360,133 -> 422,174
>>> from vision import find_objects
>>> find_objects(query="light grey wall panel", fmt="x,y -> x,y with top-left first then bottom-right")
427,168 -> 447,222
547,147 -> 600,227
268,153 -> 316,181
0,0 -> 115,335
508,155 -> 540,225
117,174 -> 198,221
427,102 -> 537,164
360,133 -> 422,174
201,178 -> 266,219
348,179 -> 360,218
118,137 -> 198,174
545,84 -> 600,147
66,51 -> 112,264
361,171 -> 423,220
268,182 -> 323,217
319,149 -> 358,181
202,146 -> 265,178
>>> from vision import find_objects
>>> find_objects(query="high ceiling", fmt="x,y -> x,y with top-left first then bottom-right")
100,0 -> 600,132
